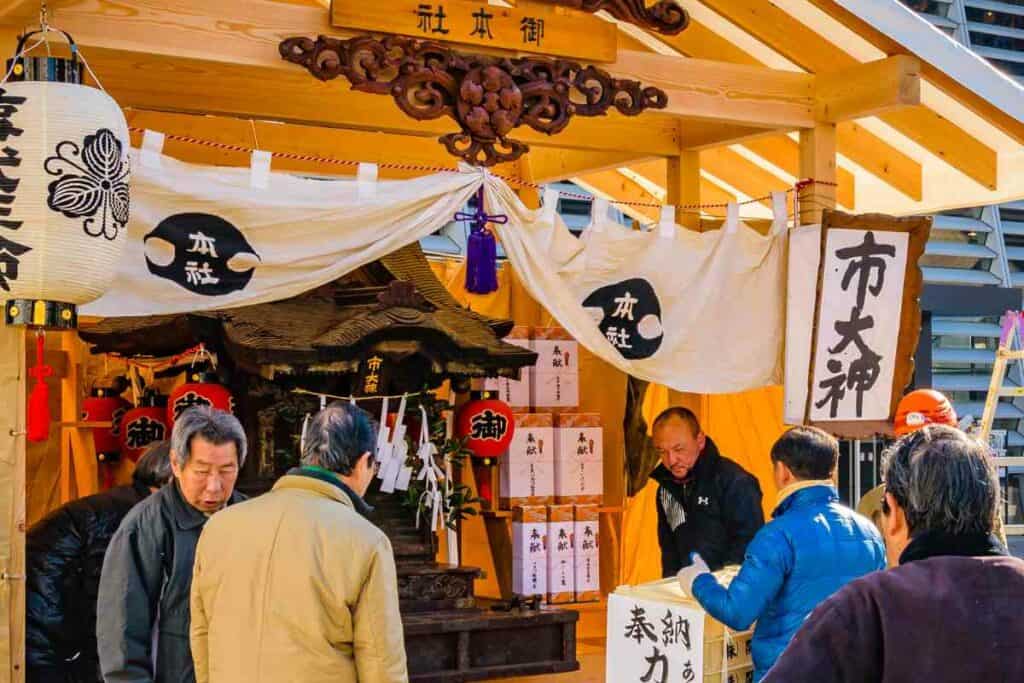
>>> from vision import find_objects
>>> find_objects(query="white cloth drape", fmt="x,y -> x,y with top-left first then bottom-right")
84,149 -> 787,393
83,151 -> 485,317
483,178 -> 786,393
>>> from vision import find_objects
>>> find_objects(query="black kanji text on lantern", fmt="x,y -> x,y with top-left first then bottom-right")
0,88 -> 30,293
125,416 -> 166,450
470,409 -> 508,441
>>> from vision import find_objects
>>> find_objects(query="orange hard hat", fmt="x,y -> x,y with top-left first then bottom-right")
894,389 -> 958,436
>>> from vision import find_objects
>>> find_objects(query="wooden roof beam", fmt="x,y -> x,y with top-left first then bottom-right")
803,0 -> 1024,146
696,0 -> 999,189
815,56 -> 921,123
19,0 -> 677,156
69,46 -> 684,156
652,16 -> 926,199
625,160 -> 735,216
699,147 -> 790,210
740,136 -> 856,209
121,109 -> 526,179
571,170 -> 662,224
609,51 -> 920,130
528,148 -> 658,184
836,121 -> 923,202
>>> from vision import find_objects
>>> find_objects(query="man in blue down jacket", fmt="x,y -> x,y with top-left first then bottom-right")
677,426 -> 885,682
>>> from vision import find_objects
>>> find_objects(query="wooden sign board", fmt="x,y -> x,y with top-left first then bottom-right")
784,210 -> 931,438
330,0 -> 618,62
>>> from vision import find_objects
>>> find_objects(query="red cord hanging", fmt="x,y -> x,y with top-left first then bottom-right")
26,332 -> 54,443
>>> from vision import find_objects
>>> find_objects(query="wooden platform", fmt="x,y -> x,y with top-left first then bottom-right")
369,490 -> 581,682
497,601 -> 608,683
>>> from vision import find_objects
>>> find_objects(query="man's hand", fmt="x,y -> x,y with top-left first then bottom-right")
676,553 -> 711,595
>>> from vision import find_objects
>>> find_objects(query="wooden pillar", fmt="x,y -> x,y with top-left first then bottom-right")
666,150 -> 701,232
798,123 -> 837,225
59,333 -> 96,502
0,323 -> 26,683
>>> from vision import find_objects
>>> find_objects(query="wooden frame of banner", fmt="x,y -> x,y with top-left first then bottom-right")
802,209 -> 932,439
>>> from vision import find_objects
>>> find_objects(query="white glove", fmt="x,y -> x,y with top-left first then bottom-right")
676,553 -> 711,596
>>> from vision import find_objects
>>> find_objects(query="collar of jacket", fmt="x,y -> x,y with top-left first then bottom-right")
899,529 -> 1008,565
130,478 -> 152,500
168,480 -> 245,531
278,466 -> 375,518
649,436 -> 722,488
772,481 -> 837,518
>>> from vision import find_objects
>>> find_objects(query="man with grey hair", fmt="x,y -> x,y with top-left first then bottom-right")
191,401 -> 408,683
98,407 -> 247,683
764,425 -> 1024,682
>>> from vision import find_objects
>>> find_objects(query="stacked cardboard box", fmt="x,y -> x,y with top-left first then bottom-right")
554,413 -> 603,505
531,327 -> 579,409
484,325 -> 532,408
546,504 -> 575,604
511,506 -> 548,597
499,413 -> 554,509
573,504 -> 600,602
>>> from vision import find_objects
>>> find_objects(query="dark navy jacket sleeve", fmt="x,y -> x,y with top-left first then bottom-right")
656,493 -> 682,577
691,525 -> 790,631
723,473 -> 764,565
25,508 -> 83,675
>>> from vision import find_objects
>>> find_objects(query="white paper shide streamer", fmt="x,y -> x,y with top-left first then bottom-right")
414,405 -> 445,532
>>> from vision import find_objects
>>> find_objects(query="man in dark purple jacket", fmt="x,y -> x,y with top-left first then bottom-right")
763,425 -> 1024,683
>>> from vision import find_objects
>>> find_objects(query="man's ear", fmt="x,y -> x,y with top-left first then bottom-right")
883,492 -> 908,539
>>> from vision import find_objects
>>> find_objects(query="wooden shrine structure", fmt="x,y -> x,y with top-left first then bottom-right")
1,0 -> 1023,681
80,243 -> 582,682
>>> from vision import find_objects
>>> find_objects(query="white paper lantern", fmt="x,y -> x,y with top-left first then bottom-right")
0,80 -> 129,328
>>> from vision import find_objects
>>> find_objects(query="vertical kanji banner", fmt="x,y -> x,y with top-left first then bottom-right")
784,210 -> 931,437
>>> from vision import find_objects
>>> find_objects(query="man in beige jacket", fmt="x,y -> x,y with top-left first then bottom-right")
190,402 -> 408,683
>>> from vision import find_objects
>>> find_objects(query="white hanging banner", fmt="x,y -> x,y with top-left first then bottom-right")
484,178 -> 787,394
82,150 -> 483,317
85,146 -> 791,394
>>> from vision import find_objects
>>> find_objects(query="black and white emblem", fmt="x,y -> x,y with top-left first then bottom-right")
144,213 -> 260,296
45,128 -> 130,240
582,278 -> 663,360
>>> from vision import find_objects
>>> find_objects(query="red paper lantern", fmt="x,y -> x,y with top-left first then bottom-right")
120,393 -> 169,463
82,388 -> 130,463
455,395 -> 515,459
167,371 -> 233,428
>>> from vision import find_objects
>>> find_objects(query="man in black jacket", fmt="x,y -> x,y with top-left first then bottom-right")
25,442 -> 172,683
97,407 -> 247,683
650,407 -> 764,577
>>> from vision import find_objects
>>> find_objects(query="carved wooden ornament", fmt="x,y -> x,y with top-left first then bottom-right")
537,0 -> 689,35
279,35 -> 668,166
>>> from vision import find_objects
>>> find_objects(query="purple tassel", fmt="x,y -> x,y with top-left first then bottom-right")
466,226 -> 499,294
456,187 -> 507,295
